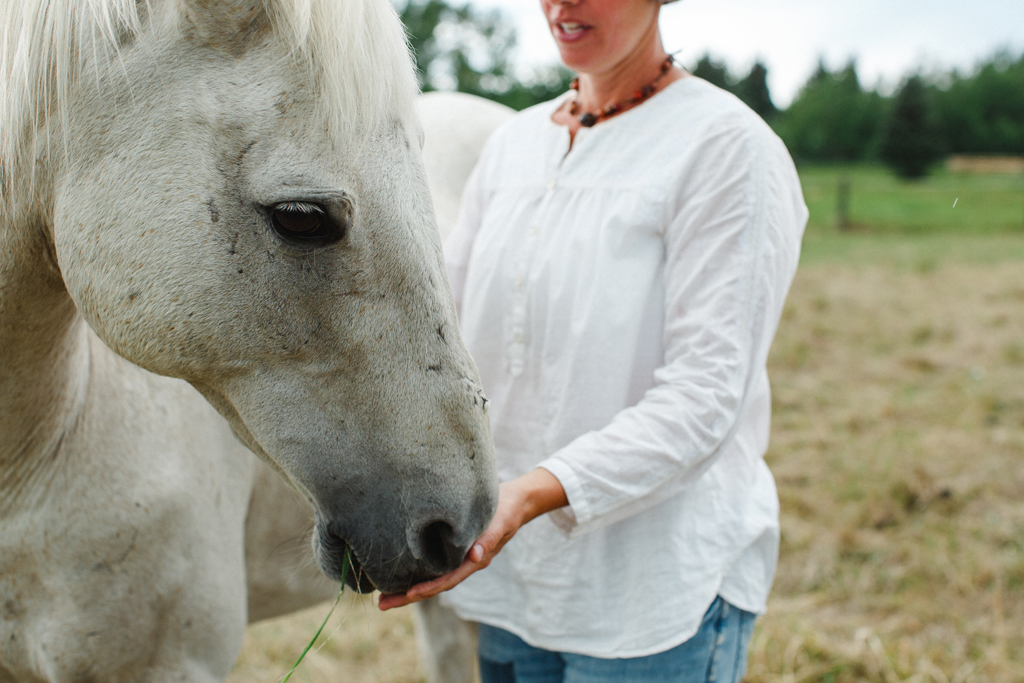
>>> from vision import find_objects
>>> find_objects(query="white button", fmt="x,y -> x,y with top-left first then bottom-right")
515,276 -> 524,288
513,332 -> 523,343
529,225 -> 539,235
548,179 -> 557,190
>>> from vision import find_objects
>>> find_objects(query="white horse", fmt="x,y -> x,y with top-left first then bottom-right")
0,0 -> 498,680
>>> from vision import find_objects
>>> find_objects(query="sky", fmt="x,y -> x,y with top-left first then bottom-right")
469,0 -> 1024,107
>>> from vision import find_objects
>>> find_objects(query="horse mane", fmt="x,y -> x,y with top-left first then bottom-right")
0,0 -> 418,211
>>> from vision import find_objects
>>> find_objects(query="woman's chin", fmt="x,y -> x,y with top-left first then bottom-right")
555,47 -> 596,74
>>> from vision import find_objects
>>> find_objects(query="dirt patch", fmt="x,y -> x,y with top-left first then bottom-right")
946,156 -> 1024,174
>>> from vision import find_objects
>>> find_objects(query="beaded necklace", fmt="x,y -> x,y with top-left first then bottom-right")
569,55 -> 675,128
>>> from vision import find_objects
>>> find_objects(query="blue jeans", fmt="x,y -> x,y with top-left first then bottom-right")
477,597 -> 756,683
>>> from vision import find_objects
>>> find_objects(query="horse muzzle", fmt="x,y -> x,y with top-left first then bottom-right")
312,512 -> 478,594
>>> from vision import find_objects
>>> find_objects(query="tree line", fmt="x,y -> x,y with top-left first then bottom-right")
397,0 -> 1024,179
734,53 -> 1024,179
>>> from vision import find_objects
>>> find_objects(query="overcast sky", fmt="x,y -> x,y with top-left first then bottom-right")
469,0 -> 1024,107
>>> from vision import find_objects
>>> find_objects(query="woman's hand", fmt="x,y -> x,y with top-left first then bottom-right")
377,468 -> 567,611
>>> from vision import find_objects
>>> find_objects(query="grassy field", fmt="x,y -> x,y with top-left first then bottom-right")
230,168 -> 1024,683
800,165 -> 1024,238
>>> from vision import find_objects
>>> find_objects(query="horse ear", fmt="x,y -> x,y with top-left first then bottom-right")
183,0 -> 271,50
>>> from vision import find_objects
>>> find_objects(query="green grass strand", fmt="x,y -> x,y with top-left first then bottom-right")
280,547 -> 350,683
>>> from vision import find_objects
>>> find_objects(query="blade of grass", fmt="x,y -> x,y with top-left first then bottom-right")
280,547 -> 351,683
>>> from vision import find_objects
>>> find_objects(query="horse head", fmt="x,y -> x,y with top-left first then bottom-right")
29,0 -> 496,593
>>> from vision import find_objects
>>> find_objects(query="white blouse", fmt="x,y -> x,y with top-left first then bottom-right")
440,77 -> 808,658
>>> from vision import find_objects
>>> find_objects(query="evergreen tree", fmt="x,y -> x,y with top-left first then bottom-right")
806,58 -> 831,87
691,54 -> 732,91
735,62 -> 778,121
775,60 -> 885,162
881,76 -> 944,179
688,56 -> 777,122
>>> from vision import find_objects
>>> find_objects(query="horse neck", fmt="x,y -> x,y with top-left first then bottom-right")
0,203 -> 90,509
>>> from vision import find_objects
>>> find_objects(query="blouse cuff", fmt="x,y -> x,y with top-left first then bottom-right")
536,460 -> 586,535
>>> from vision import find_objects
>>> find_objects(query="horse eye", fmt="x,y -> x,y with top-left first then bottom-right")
270,202 -> 336,242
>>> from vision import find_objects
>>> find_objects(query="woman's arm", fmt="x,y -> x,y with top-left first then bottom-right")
540,118 -> 806,537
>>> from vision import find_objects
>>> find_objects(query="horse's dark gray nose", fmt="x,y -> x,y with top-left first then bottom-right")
418,519 -> 465,574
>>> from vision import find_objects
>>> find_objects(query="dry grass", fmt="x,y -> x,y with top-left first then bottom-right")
230,261 -> 1024,683
228,594 -> 422,683
748,261 -> 1024,683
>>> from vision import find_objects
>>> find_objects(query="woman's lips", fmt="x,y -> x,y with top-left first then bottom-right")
552,21 -> 592,43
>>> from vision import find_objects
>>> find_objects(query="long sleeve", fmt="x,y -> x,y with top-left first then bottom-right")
538,116 -> 805,537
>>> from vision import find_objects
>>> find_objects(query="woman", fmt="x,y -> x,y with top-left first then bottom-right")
380,0 -> 807,680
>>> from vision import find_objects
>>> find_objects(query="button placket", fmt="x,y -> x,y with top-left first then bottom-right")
507,177 -> 559,377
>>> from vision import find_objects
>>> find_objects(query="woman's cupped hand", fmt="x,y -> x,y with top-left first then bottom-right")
377,468 -> 567,610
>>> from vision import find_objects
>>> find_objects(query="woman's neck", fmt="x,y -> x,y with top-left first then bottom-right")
574,34 -> 676,113
553,34 -> 686,146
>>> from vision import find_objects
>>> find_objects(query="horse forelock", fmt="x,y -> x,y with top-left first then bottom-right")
265,0 -> 419,135
0,0 -> 418,214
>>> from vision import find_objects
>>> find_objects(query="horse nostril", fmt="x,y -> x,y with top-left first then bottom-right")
321,527 -> 346,552
419,520 -> 463,573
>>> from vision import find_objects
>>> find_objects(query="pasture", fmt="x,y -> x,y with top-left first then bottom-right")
229,167 -> 1024,683
800,164 -> 1024,238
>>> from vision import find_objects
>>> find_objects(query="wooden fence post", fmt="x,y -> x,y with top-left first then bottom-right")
836,173 -> 851,232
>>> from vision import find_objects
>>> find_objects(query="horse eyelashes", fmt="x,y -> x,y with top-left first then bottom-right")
273,204 -> 324,236
269,201 -> 347,245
